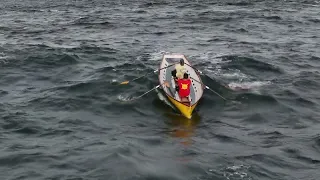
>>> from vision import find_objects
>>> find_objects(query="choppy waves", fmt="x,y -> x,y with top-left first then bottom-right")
1,0 -> 320,179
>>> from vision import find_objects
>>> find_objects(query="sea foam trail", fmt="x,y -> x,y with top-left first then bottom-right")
227,81 -> 271,91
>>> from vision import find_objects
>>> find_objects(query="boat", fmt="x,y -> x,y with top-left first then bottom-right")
158,54 -> 204,119
120,53 -> 225,118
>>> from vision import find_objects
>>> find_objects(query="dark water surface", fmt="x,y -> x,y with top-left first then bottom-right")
1,0 -> 320,179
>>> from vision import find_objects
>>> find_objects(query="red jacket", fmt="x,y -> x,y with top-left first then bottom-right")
177,79 -> 191,98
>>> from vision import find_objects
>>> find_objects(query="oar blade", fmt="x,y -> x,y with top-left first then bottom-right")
120,81 -> 129,85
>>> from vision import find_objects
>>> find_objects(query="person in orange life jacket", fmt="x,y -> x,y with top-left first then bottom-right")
176,73 -> 191,98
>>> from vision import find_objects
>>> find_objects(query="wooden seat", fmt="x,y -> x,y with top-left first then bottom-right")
180,96 -> 190,106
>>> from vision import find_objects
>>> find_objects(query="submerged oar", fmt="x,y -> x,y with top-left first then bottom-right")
120,64 -> 175,85
190,77 -> 227,101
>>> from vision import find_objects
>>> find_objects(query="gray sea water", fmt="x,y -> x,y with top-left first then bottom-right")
0,0 -> 320,179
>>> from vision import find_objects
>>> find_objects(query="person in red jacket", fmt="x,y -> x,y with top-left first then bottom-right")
177,73 -> 191,98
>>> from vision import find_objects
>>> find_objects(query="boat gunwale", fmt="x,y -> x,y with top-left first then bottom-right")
157,54 -> 204,108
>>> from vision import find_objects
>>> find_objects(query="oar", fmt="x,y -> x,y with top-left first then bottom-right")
128,81 -> 169,101
185,63 -> 204,75
185,63 -> 231,90
190,77 -> 227,101
120,64 -> 175,85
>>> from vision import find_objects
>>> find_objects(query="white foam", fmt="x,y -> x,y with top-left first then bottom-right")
43,42 -> 80,49
148,50 -> 169,61
196,52 -> 232,64
110,79 -> 118,85
156,89 -> 176,110
223,165 -> 252,180
117,94 -> 132,102
193,52 -> 235,78
221,71 -> 249,80
227,81 -> 271,91
0,53 -> 9,65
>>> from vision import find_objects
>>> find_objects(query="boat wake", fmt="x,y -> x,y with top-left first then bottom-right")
227,81 -> 271,91
194,53 -> 275,94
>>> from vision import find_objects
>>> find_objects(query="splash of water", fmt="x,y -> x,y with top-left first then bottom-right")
223,165 -> 252,180
117,94 -> 133,102
0,52 -> 9,65
155,89 -> 176,110
110,79 -> 118,85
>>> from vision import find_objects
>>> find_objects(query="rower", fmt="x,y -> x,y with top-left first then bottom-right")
176,73 -> 191,102
171,59 -> 187,81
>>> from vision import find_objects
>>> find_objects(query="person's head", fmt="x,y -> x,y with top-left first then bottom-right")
183,73 -> 188,79
179,59 -> 184,66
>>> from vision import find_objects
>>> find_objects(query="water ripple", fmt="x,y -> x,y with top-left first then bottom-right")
0,0 -> 319,179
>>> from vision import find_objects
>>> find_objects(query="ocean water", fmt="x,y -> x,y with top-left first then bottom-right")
0,0 -> 320,179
